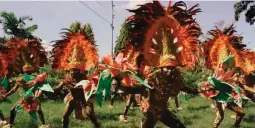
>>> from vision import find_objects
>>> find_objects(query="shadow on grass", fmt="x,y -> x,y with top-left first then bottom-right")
182,114 -> 200,126
187,105 -> 210,111
243,114 -> 255,123
50,118 -> 63,125
17,120 -> 38,128
97,112 -> 121,121
244,103 -> 255,108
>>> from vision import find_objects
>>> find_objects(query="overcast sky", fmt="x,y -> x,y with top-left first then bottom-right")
0,1 -> 254,57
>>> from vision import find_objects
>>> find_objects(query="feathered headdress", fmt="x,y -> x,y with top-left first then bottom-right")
3,38 -> 48,73
203,24 -> 255,74
0,45 -> 11,77
52,22 -> 98,71
119,1 -> 202,68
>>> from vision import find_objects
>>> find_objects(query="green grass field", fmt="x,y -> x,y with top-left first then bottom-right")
1,94 -> 255,128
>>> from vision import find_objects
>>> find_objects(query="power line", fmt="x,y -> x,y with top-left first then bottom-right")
79,0 -> 111,25
96,1 -> 106,10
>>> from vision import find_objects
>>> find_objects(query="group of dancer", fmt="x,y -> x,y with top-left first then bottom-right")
0,1 -> 255,128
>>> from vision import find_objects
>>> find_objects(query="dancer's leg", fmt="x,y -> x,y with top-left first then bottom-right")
227,102 -> 245,127
9,100 -> 21,127
63,99 -> 75,128
0,109 -> 4,121
213,101 -> 224,128
160,109 -> 186,128
37,103 -> 45,125
141,111 -> 159,128
84,103 -> 100,128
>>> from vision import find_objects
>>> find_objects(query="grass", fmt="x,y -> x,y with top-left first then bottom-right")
1,93 -> 255,128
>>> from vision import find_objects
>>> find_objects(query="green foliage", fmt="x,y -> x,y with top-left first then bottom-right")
234,1 -> 255,25
43,65 -> 65,86
70,21 -> 81,33
181,59 -> 212,89
83,24 -> 95,43
69,21 -> 95,43
0,11 -> 38,39
0,36 -> 9,44
114,21 -> 131,56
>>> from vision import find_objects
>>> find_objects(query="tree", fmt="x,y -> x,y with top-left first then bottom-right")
69,21 -> 95,43
83,24 -> 95,43
234,1 -> 255,25
0,11 -> 38,39
0,36 -> 8,44
114,21 -> 131,56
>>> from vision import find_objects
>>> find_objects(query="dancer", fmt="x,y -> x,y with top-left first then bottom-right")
102,1 -> 203,127
0,38 -> 49,128
0,90 -> 7,126
53,68 -> 100,128
51,22 -> 100,128
0,44 -> 13,126
3,71 -> 52,128
201,25 -> 255,128
201,56 -> 245,128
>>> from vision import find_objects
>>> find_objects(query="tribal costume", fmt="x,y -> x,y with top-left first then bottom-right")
101,1 -> 203,127
0,45 -> 10,123
0,38 -> 50,128
51,22 -> 100,128
0,77 -> 9,125
201,25 -> 255,128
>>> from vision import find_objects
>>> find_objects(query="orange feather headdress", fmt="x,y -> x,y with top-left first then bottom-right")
203,24 -> 255,75
119,1 -> 202,68
52,24 -> 99,71
0,38 -> 48,74
0,45 -> 11,77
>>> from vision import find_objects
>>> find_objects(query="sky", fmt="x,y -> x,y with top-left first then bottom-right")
0,0 -> 254,58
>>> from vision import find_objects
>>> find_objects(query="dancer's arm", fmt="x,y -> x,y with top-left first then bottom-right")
53,81 -> 65,92
242,85 -> 255,94
236,77 -> 255,94
3,84 -> 19,98
181,86 -> 199,95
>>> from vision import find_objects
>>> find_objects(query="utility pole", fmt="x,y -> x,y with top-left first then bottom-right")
111,0 -> 114,55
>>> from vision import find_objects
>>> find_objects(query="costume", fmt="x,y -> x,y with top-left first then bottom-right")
0,38 -> 50,128
101,1 -> 202,127
0,77 -> 8,127
51,23 -> 100,128
0,45 -> 10,123
201,25 -> 255,128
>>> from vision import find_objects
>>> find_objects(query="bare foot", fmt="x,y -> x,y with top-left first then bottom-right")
108,105 -> 114,109
2,124 -> 11,128
0,120 -> 8,127
230,115 -> 236,119
40,124 -> 50,128
177,107 -> 182,111
119,115 -> 128,123
211,104 -> 215,109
